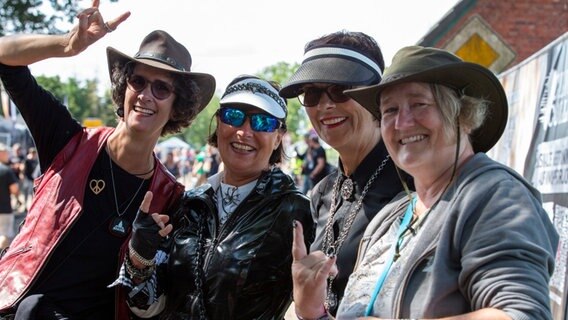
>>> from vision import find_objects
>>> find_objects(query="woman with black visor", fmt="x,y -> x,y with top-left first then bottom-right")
279,31 -> 412,317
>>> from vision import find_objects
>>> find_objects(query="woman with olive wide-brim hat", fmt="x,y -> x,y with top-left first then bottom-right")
0,1 -> 215,318
291,46 -> 558,319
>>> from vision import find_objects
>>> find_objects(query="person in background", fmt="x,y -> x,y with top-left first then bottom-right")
279,30 -> 409,316
0,144 -> 19,250
164,150 -> 181,179
0,1 -> 216,318
307,134 -> 330,187
205,145 -> 221,178
292,46 -> 559,319
192,146 -> 209,187
22,147 -> 39,210
295,132 -> 314,194
115,75 -> 314,319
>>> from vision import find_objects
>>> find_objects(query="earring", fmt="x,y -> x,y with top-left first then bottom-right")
116,107 -> 124,117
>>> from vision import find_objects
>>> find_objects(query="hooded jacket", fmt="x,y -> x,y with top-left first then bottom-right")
338,153 -> 559,319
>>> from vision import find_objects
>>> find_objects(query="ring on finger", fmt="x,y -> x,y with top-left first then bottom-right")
104,22 -> 114,33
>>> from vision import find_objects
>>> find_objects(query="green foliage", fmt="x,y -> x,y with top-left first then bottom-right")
255,61 -> 311,142
180,95 -> 220,149
36,75 -> 115,125
0,0 -> 118,36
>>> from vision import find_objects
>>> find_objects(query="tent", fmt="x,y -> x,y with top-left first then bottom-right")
157,137 -> 190,150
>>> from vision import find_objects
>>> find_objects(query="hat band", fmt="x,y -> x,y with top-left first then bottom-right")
222,82 -> 287,114
303,47 -> 382,78
135,52 -> 187,72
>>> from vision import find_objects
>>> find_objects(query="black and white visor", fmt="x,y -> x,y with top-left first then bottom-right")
279,45 -> 383,98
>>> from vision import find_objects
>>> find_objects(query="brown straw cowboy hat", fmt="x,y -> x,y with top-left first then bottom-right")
345,46 -> 508,153
107,30 -> 216,112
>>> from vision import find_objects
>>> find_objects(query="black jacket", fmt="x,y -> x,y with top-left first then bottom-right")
163,168 -> 313,319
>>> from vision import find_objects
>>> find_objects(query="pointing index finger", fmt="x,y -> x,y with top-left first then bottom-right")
140,191 -> 153,213
292,220 -> 307,261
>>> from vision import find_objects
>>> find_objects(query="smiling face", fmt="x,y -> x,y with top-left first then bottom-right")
302,83 -> 380,156
379,82 -> 462,179
122,63 -> 176,140
216,105 -> 283,185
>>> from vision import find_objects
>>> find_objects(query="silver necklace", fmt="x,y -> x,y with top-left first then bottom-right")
321,155 -> 390,310
108,149 -> 147,237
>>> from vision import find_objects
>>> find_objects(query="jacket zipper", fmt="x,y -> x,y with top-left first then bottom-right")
9,210 -> 83,309
393,247 -> 436,318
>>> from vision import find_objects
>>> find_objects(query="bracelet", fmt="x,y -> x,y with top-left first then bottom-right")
296,305 -> 329,320
124,253 -> 155,281
128,242 -> 156,267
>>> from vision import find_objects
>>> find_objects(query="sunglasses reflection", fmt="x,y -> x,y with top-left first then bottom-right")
219,107 -> 282,132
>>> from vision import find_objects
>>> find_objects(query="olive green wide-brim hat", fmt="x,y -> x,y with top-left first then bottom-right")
345,46 -> 508,153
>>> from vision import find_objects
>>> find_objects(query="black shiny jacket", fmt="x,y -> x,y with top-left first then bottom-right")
162,168 -> 313,320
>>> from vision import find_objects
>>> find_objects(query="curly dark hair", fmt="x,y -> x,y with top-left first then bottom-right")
207,75 -> 288,165
110,61 -> 202,135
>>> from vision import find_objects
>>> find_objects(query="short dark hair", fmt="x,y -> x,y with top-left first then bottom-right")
305,30 -> 385,73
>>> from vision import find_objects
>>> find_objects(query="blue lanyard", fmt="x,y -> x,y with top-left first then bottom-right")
364,196 -> 416,316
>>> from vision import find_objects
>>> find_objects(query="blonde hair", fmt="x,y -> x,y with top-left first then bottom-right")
430,84 -> 488,142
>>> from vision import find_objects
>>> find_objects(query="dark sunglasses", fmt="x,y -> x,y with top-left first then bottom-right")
298,84 -> 352,107
127,74 -> 175,100
218,107 -> 282,132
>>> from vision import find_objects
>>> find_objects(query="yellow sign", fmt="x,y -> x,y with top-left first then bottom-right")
83,117 -> 103,128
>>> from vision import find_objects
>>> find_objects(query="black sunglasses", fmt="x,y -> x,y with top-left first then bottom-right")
218,107 -> 282,132
127,74 -> 175,100
298,84 -> 352,107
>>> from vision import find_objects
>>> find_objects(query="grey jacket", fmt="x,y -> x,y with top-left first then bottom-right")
339,153 -> 559,320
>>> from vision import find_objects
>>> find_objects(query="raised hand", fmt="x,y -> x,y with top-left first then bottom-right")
292,220 -> 337,319
65,0 -> 130,56
129,191 -> 173,268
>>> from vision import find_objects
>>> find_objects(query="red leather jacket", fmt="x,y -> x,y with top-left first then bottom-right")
0,127 -> 184,319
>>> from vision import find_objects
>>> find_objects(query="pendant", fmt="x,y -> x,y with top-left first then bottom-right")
341,178 -> 354,200
109,216 -> 131,237
325,279 -> 338,311
89,179 -> 105,195
325,245 -> 337,257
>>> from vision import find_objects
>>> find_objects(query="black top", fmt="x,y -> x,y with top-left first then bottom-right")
310,145 -> 328,185
0,163 -> 18,213
0,63 -> 150,318
310,140 -> 411,315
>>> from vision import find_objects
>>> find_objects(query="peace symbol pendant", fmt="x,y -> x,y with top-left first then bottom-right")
89,179 -> 105,195
341,178 -> 354,200
109,216 -> 131,238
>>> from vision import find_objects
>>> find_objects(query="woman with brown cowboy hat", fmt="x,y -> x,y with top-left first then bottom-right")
0,0 -> 215,318
291,46 -> 558,319
280,30 -> 411,317
114,75 -> 313,319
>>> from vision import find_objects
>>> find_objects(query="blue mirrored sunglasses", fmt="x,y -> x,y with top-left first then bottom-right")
219,107 -> 282,132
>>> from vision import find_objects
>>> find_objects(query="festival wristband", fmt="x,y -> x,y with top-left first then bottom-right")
296,305 -> 329,320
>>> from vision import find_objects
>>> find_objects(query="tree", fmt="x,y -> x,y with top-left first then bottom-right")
0,0 -> 118,36
36,74 -> 114,124
181,95 -> 220,149
256,61 -> 309,142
